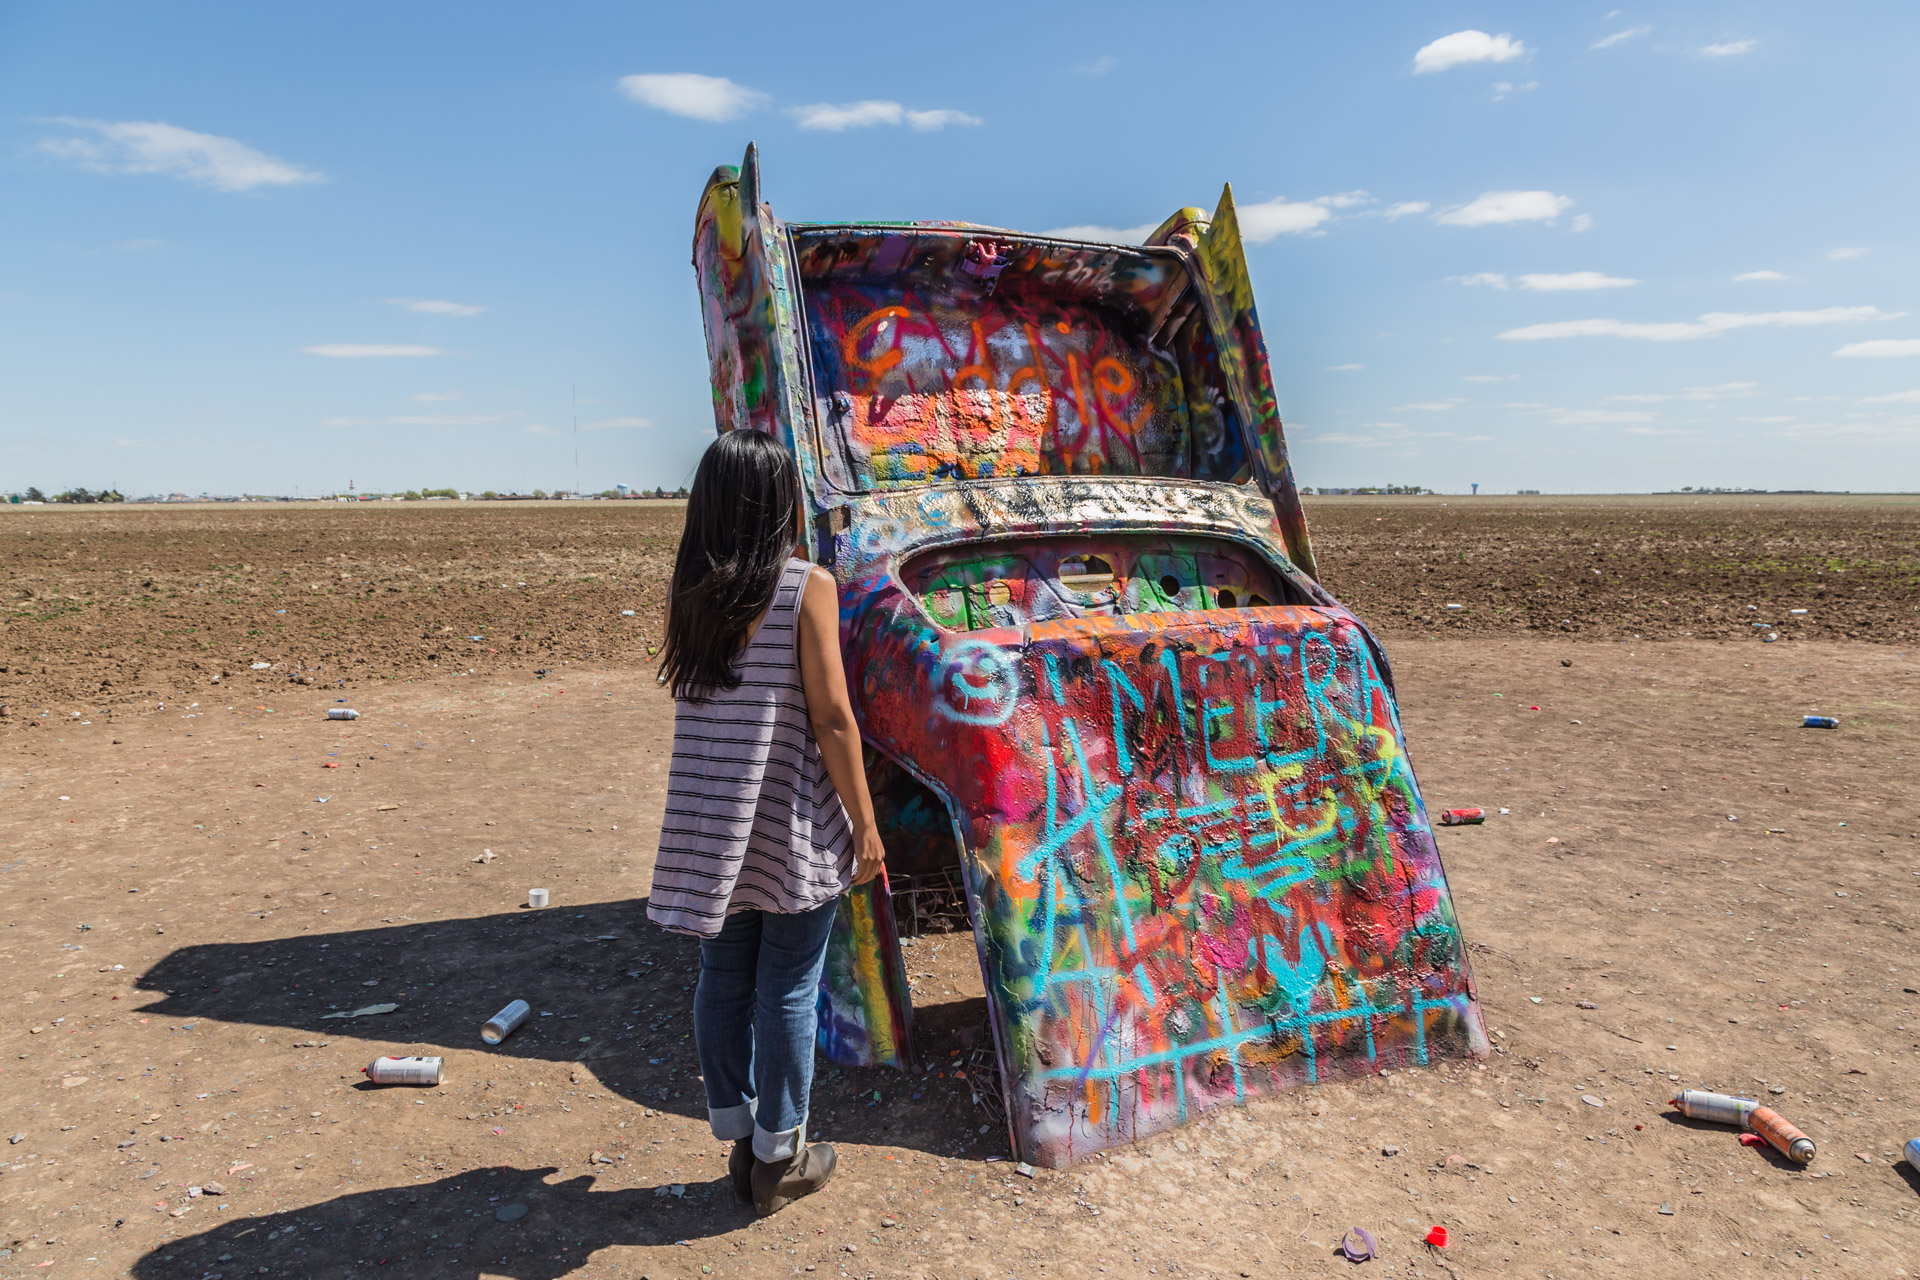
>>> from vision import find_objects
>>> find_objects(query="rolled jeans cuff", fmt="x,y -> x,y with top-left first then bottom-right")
707,1100 -> 755,1143
753,1116 -> 805,1164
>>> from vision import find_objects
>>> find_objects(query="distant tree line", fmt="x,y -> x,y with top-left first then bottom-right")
6,486 -> 125,503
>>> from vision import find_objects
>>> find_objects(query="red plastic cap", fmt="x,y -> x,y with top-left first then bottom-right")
1426,1226 -> 1449,1248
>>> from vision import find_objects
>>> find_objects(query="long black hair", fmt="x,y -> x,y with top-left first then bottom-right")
658,429 -> 804,698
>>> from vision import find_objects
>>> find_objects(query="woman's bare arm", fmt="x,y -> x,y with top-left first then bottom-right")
796,565 -> 886,885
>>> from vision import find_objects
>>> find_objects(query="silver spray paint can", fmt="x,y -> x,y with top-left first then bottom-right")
1670,1090 -> 1759,1127
482,999 -> 531,1045
327,708 -> 360,721
364,1055 -> 443,1086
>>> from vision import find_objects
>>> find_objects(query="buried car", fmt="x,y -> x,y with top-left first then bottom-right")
690,145 -> 1487,1167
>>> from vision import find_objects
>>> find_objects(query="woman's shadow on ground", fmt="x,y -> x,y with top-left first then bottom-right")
128,1163 -> 751,1280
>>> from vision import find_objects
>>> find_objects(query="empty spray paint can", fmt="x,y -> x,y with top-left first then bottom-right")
363,1055 -> 442,1086
1439,808 -> 1486,826
1803,715 -> 1838,729
1671,1090 -> 1759,1128
482,999 -> 531,1045
1904,1137 -> 1920,1171
327,708 -> 360,721
527,888 -> 549,908
1747,1105 -> 1816,1164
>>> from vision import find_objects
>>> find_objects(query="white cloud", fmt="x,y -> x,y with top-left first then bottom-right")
410,392 -> 461,402
1699,39 -> 1757,57
1393,401 -> 1460,411
906,108 -> 983,130
1325,364 -> 1365,372
1826,246 -> 1870,261
1518,271 -> 1638,291
1382,201 -> 1430,219
1075,55 -> 1116,76
1435,190 -> 1575,226
1592,26 -> 1650,50
1570,213 -> 1595,232
1859,390 -> 1920,403
1314,191 -> 1374,209
38,118 -> 322,192
1551,408 -> 1657,425
789,101 -> 980,131
618,73 -> 768,122
1414,30 -> 1527,74
1501,306 -> 1898,342
304,344 -> 448,358
1489,80 -> 1539,101
1452,272 -> 1509,288
389,298 -> 485,316
1462,374 -> 1518,382
1733,270 -> 1787,282
323,413 -> 502,427
1238,196 -> 1332,241
584,416 -> 656,429
1606,382 -> 1759,403
1042,223 -> 1158,244
1834,338 -> 1920,358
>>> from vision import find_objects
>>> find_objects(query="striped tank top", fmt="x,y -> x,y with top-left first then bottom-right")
647,557 -> 854,937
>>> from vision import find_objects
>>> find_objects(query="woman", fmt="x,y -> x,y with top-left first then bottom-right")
648,428 -> 886,1215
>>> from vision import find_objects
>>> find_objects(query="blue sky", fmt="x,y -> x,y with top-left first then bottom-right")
3,2 -> 1916,496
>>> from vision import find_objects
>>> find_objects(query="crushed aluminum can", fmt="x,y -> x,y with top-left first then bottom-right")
363,1055 -> 443,1086
1803,715 -> 1839,729
482,999 -> 531,1046
1438,808 -> 1485,826
327,708 -> 360,721
1747,1105 -> 1816,1164
1671,1090 -> 1759,1128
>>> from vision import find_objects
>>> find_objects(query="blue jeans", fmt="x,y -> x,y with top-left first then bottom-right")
693,897 -> 840,1162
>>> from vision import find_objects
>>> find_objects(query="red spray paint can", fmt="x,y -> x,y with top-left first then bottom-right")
1439,808 -> 1485,826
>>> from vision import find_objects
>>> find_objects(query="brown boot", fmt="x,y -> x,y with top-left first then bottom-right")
728,1137 -> 753,1205
750,1142 -> 837,1215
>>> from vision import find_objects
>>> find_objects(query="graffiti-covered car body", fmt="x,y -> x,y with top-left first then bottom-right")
690,145 -> 1487,1167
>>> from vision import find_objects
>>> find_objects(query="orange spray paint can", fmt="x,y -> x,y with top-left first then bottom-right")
1746,1105 -> 1816,1164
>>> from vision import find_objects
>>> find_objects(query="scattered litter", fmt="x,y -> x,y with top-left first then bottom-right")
1803,715 -> 1839,729
1672,1090 -> 1758,1127
363,1056 -> 443,1086
1581,1094 -> 1604,1108
1789,609 -> 1808,615
1739,1132 -> 1765,1147
474,849 -> 496,863
376,804 -> 400,812
322,1003 -> 398,1020
1673,1091 -> 1815,1163
1014,1161 -> 1035,1178
8,1133 -> 25,1144
1657,1202 -> 1674,1216
326,708 -> 360,721
528,888 -> 550,909
592,1150 -> 613,1164
1854,1152 -> 1872,1163
1748,1106 -> 1816,1164
482,1000 -> 531,1045
1381,1146 -> 1399,1157
227,1163 -> 252,1175
1575,1001 -> 1597,1010
621,610 -> 636,617
1905,1137 -> 1920,1170
495,1203 -> 529,1223
1439,808 -> 1484,826
1424,1225 -> 1448,1248
251,662 -> 272,670
1340,1226 -> 1377,1262
1444,603 -> 1464,611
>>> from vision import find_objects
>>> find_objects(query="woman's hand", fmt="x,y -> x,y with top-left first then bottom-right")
851,822 -> 886,886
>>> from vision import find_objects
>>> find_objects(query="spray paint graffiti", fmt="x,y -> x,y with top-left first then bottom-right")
690,145 -> 1486,1166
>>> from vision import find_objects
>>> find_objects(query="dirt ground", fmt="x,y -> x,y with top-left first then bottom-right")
2,498 -> 1918,1280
